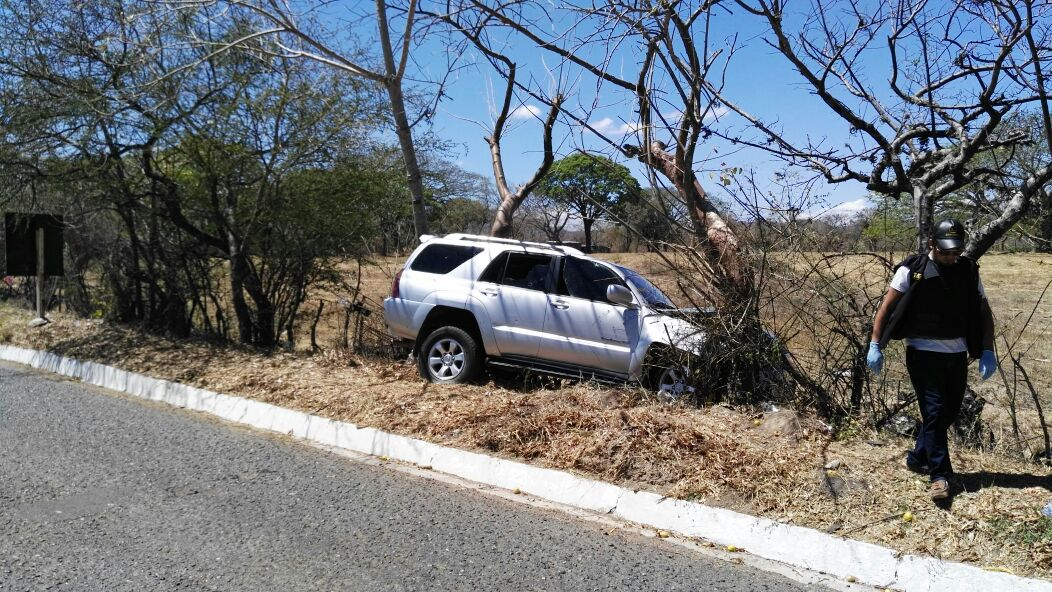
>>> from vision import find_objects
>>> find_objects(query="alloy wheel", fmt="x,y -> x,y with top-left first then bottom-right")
426,337 -> 466,381
656,364 -> 695,401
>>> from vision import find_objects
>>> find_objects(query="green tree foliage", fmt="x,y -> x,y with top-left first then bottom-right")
619,187 -> 689,251
860,194 -> 915,253
537,153 -> 642,251
0,0 -> 416,346
421,157 -> 494,237
430,197 -> 492,236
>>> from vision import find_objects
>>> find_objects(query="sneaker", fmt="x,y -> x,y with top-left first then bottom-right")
906,456 -> 929,474
930,479 -> 950,501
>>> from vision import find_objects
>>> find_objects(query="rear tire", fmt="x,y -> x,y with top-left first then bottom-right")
417,326 -> 483,384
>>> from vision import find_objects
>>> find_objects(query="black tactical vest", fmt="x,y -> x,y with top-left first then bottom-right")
888,254 -> 981,351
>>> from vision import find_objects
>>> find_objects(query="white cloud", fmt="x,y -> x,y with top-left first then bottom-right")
589,107 -> 726,137
510,104 -> 542,120
590,117 -> 618,134
591,117 -> 642,135
702,105 -> 729,123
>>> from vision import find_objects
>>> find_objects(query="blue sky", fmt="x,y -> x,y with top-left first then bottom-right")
405,3 -> 877,220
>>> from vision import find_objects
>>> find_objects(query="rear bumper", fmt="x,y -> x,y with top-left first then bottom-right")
382,297 -> 429,341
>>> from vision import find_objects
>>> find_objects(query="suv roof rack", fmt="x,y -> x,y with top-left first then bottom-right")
444,233 -> 584,255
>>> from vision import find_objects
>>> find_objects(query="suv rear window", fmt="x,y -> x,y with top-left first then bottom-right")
409,244 -> 483,274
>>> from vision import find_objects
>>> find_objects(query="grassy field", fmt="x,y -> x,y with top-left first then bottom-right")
618,250 -> 1052,459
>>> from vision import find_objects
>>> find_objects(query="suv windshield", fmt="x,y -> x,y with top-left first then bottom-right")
617,266 -> 676,310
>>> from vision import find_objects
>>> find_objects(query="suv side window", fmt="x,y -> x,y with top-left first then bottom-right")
476,252 -> 508,284
478,252 -> 552,291
558,257 -> 626,302
410,244 -> 483,274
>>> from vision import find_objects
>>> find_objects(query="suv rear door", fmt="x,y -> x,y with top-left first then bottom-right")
471,251 -> 554,358
539,256 -> 637,375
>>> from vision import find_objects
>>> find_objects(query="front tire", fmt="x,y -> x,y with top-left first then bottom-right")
644,350 -> 697,402
417,326 -> 482,384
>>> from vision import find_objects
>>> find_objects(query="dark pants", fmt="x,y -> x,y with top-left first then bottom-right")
905,347 -> 968,481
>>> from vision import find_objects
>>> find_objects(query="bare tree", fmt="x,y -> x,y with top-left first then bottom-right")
521,191 -> 572,243
419,5 -> 562,237
716,0 -> 1052,256
165,0 -> 440,237
485,74 -> 562,238
942,111 -> 1052,252
424,1 -> 817,410
437,0 -> 751,301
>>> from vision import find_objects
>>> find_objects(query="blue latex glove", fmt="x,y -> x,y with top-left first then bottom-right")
866,342 -> 883,374
979,349 -> 997,380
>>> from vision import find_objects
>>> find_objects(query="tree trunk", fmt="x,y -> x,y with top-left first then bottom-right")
373,0 -> 429,239
234,254 -> 277,348
228,236 -> 276,347
229,255 -> 255,345
850,341 -> 865,413
385,77 -> 429,238
629,142 -> 752,301
913,185 -> 934,254
490,187 -> 519,238
620,224 -> 632,253
114,205 -> 145,323
1040,189 -> 1052,253
487,96 -> 562,238
583,218 -> 594,252
967,187 -> 1034,259
543,218 -> 561,242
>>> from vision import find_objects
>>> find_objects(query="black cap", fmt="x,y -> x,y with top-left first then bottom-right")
932,218 -> 966,251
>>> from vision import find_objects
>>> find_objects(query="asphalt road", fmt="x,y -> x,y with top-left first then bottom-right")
0,361 -> 814,591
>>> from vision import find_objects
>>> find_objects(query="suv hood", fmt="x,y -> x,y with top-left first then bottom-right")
644,309 -> 707,353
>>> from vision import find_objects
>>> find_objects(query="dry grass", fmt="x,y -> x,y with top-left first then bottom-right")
2,291 -> 1050,579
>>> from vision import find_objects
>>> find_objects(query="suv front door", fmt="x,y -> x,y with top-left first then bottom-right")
472,251 -> 553,358
539,256 -> 637,376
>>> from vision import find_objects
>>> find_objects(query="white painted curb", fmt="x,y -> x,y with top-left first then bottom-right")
1,344 -> 1048,591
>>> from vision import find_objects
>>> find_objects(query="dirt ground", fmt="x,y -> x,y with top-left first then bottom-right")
2,301 -> 1050,581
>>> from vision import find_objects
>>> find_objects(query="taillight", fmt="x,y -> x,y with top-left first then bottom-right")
391,268 -> 404,298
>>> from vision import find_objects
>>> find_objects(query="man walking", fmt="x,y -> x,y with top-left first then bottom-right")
866,219 -> 997,501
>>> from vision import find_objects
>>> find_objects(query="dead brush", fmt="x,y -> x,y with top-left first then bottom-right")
403,378 -> 833,513
318,346 -> 361,368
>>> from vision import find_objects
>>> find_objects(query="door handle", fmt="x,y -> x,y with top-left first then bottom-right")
479,288 -> 500,297
551,300 -> 570,310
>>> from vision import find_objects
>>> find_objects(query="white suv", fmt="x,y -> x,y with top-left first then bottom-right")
383,233 -> 706,397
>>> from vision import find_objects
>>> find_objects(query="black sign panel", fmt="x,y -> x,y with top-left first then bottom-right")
3,213 -> 64,276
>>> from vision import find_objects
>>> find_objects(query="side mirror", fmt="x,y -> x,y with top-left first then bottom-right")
607,284 -> 637,308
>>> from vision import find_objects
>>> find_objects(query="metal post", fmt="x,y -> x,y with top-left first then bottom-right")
36,226 -> 44,317
28,225 -> 49,327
